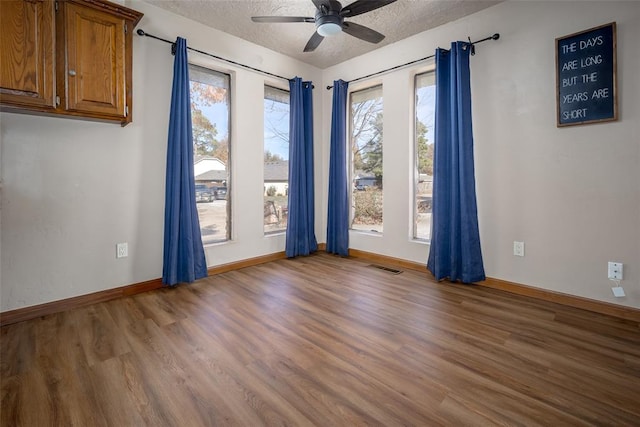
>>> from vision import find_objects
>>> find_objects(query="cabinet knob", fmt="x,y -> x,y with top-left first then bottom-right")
68,70 -> 76,76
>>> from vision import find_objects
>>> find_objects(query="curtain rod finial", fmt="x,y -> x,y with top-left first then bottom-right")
326,85 -> 333,90
137,29 -> 145,36
492,33 -> 500,40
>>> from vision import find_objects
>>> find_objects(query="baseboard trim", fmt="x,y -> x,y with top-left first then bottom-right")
0,278 -> 163,326
3,248 -> 638,325
344,248 -> 640,323
348,248 -> 428,273
0,251 -> 289,327
207,251 -> 287,275
480,277 -> 640,322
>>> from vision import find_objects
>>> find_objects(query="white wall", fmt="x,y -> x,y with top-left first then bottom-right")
322,1 -> 639,308
0,0 -> 322,312
2,0 -> 638,312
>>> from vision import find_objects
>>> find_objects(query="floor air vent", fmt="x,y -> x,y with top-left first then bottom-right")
368,264 -> 403,275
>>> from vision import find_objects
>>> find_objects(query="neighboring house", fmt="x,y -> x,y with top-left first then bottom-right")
353,171 -> 378,190
195,169 -> 227,183
194,156 -> 227,188
194,156 -> 226,177
264,161 -> 288,196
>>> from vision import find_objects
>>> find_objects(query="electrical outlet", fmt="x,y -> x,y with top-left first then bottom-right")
607,262 -> 623,280
116,242 -> 128,258
513,241 -> 525,257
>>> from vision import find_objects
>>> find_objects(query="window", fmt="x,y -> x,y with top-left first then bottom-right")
189,65 -> 231,245
263,85 -> 290,234
414,71 -> 436,240
350,85 -> 383,233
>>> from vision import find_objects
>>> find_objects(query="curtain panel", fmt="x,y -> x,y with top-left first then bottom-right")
427,42 -> 485,283
285,77 -> 318,257
326,80 -> 350,256
162,37 -> 208,286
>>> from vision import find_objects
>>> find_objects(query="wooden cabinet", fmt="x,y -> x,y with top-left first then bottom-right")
0,0 -> 56,109
0,0 -> 142,126
62,1 -> 127,117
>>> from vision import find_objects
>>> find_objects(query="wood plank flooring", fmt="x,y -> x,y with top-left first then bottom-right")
2,253 -> 640,426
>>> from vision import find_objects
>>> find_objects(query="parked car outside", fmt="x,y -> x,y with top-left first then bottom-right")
195,184 -> 215,203
213,186 -> 227,200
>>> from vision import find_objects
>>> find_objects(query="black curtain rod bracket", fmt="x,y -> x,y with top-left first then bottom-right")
326,32 -> 500,90
466,37 -> 475,55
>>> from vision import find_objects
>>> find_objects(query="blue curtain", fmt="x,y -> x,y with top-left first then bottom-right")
326,80 -> 349,256
427,42 -> 485,283
285,77 -> 317,257
162,37 -> 208,286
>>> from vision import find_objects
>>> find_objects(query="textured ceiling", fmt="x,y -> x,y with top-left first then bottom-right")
142,0 -> 501,69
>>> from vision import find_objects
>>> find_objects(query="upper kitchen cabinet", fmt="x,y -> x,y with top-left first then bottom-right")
0,0 -> 143,126
0,0 -> 56,110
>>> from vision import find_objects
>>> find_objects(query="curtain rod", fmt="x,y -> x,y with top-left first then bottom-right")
326,33 -> 500,90
137,29 -> 293,83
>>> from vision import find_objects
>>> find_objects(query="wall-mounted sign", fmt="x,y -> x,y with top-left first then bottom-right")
556,22 -> 617,127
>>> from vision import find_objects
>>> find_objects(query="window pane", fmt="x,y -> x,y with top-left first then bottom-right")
189,64 -> 231,245
350,85 -> 383,233
264,86 -> 290,234
414,71 -> 435,240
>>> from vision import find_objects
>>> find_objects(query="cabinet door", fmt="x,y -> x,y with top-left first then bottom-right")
0,0 -> 55,109
64,1 -> 125,118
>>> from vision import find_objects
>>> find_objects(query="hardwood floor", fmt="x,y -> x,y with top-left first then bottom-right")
2,253 -> 639,426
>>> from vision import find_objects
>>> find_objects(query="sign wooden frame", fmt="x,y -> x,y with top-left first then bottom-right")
555,22 -> 617,127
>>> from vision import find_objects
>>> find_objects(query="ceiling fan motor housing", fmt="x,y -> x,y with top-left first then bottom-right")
315,1 -> 343,36
316,13 -> 342,27
320,0 -> 344,14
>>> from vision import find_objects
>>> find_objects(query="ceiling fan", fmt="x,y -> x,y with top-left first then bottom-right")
251,0 -> 397,52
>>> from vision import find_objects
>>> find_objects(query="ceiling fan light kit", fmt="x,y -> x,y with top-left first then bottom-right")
317,22 -> 342,36
251,0 -> 397,52
317,23 -> 342,37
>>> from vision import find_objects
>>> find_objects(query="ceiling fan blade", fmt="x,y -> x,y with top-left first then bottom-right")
251,16 -> 315,23
341,0 -> 397,17
341,21 -> 385,44
303,31 -> 325,52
